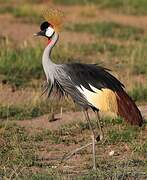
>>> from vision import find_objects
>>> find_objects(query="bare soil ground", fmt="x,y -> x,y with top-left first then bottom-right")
16,106 -> 147,132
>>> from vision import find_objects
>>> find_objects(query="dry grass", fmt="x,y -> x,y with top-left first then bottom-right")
0,117 -> 147,179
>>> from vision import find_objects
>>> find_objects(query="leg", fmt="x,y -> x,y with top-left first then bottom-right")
48,107 -> 61,122
60,107 -> 63,119
92,134 -> 96,170
96,111 -> 104,141
84,110 -> 96,170
83,110 -> 96,136
61,142 -> 92,161
61,110 -> 97,170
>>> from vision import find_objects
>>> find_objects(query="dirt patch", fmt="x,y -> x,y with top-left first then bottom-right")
0,84 -> 39,105
0,14 -> 37,43
16,105 -> 147,133
16,111 -> 86,132
60,31 -> 95,45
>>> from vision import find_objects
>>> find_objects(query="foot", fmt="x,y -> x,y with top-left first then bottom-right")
96,134 -> 103,142
48,113 -> 61,122
61,142 -> 92,162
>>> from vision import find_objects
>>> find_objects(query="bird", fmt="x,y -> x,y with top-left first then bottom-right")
34,9 -> 143,170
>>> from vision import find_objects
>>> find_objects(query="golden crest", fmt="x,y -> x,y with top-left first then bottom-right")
42,8 -> 64,32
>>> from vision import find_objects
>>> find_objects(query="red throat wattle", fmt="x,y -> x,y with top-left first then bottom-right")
48,38 -> 51,44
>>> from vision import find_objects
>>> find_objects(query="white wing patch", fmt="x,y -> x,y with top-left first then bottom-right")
89,84 -> 98,92
76,84 -> 102,106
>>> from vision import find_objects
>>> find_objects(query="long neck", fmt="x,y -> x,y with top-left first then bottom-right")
42,32 -> 59,63
42,32 -> 59,82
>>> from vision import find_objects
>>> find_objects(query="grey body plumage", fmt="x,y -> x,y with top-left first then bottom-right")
42,32 -> 89,108
42,31 -> 125,110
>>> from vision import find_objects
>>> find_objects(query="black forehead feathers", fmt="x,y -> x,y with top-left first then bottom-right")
40,21 -> 51,31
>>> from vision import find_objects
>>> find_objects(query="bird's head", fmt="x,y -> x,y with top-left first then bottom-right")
34,9 -> 63,44
34,21 -> 55,43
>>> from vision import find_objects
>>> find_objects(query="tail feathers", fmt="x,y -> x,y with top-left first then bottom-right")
116,90 -> 143,126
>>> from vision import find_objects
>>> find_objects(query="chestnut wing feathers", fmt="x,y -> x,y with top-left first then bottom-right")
62,63 -> 143,126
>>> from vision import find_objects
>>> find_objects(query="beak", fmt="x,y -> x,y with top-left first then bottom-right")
33,30 -> 45,36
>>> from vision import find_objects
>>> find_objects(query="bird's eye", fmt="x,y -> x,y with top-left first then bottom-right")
45,27 -> 55,37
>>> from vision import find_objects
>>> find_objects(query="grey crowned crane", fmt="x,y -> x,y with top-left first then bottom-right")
34,9 -> 143,169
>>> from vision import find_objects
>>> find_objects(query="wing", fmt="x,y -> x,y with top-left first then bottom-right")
63,63 -> 124,92
62,63 -> 143,126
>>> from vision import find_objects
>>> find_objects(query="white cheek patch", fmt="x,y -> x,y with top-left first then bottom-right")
45,27 -> 54,37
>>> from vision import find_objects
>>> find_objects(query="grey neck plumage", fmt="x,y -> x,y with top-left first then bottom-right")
42,32 -> 59,82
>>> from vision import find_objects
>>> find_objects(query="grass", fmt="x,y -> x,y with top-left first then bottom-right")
0,40 -> 144,88
68,41 -> 126,58
0,104 -> 44,120
12,5 -> 42,24
130,40 -> 147,75
0,122 -> 62,179
107,126 -> 139,144
0,40 -> 88,88
24,0 -> 42,3
0,6 -> 14,14
0,39 -> 119,87
96,0 -> 147,15
132,141 -> 147,157
0,0 -> 12,2
54,0 -> 98,5
0,118 -> 146,179
129,85 -> 147,102
66,21 -> 144,40
0,96 -> 74,120
56,39 -> 147,82
54,0 -> 147,15
0,123 -> 38,178
31,120 -> 85,144
44,116 -> 141,145
81,159 -> 147,179
0,41 -> 43,87
0,4 -> 42,23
